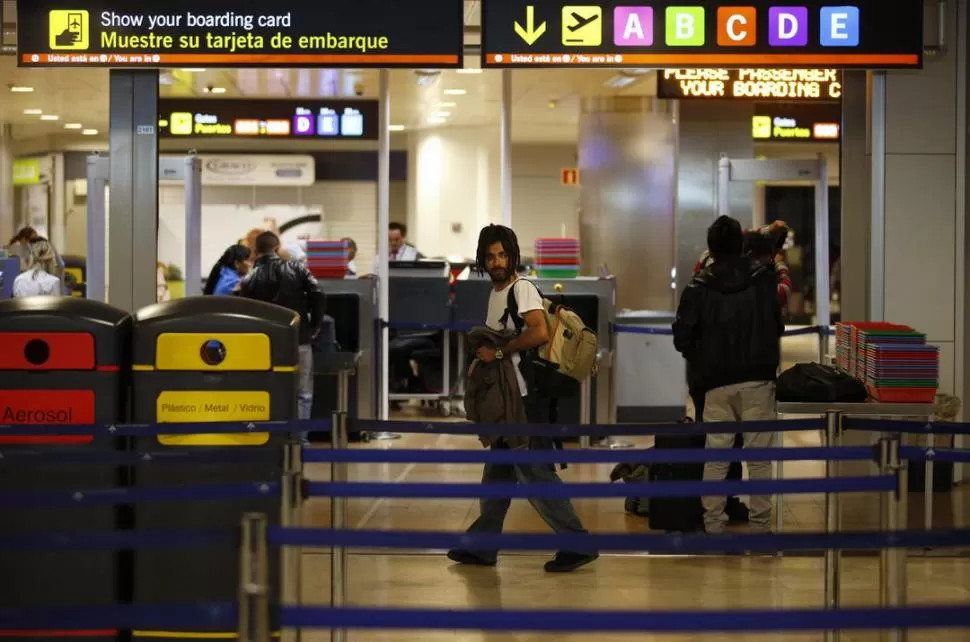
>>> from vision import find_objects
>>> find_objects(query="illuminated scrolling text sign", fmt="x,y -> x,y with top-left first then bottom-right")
482,1 -> 923,69
16,0 -> 463,68
659,69 -> 842,101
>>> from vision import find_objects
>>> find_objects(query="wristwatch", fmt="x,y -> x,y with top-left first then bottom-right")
495,349 -> 505,360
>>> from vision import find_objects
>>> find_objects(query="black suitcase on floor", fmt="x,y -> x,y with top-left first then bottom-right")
647,433 -> 706,533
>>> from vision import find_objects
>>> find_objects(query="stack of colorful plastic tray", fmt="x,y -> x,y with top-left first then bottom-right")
305,239 -> 349,279
534,237 -> 580,279
834,321 -> 913,379
862,343 -> 939,403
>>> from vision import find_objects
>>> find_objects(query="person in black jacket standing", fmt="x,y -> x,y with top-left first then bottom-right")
239,232 -> 326,439
673,216 -> 783,534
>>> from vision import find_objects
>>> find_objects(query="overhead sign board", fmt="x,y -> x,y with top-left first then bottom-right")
16,0 -> 463,68
158,99 -> 379,140
658,68 -> 841,101
482,1 -> 923,69
752,103 -> 841,142
159,154 -> 315,187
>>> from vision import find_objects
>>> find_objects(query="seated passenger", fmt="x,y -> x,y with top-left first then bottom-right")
673,216 -> 783,534
203,245 -> 252,296
13,238 -> 62,297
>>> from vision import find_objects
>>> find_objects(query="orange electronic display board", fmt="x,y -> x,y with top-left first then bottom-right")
658,68 -> 842,101
482,1 -> 923,69
16,0 -> 463,68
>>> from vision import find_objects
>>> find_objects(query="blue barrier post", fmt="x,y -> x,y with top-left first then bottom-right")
331,412 -> 349,642
239,513 -> 270,642
281,439 -> 303,642
824,410 -> 843,642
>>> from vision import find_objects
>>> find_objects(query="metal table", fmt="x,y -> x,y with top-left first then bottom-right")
776,400 -> 938,642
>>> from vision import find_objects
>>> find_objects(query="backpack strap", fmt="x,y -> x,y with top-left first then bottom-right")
500,284 -> 523,332
500,279 -> 548,332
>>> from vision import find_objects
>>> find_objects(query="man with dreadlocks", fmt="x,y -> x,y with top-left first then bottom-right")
446,224 -> 599,573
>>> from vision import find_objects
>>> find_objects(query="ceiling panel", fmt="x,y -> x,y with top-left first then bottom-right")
0,54 -> 657,144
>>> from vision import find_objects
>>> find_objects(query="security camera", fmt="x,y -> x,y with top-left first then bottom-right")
353,82 -> 365,97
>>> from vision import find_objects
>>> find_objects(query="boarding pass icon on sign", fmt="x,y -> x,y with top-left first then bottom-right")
562,6 -> 602,46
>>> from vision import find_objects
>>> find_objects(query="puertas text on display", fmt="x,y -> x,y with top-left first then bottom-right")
99,11 -> 390,53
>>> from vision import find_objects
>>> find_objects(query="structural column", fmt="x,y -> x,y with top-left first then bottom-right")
578,96 -> 679,312
673,100 -> 754,294
108,70 -> 159,312
0,124 -> 13,245
839,70 -> 870,322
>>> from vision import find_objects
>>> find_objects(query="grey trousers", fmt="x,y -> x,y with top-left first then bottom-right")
701,380 -> 777,533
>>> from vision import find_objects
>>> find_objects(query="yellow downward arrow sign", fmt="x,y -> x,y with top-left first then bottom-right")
514,6 -> 547,46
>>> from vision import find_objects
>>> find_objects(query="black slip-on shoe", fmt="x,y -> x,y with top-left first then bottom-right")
447,549 -> 497,566
543,552 -> 599,573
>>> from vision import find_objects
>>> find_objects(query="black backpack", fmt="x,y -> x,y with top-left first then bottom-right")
776,363 -> 868,403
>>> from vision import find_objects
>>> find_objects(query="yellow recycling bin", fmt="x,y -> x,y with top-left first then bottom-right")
129,296 -> 299,641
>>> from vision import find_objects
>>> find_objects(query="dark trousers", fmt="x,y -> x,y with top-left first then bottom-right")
464,396 -> 592,562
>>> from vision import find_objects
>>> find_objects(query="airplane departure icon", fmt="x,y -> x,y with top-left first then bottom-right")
561,6 -> 602,46
567,12 -> 597,32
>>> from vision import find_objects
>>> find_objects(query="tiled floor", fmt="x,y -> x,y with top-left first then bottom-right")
292,333 -> 970,640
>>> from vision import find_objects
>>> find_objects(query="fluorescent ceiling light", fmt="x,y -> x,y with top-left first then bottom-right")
10,86 -> 34,93
443,89 -> 466,95
605,75 -> 637,89
180,68 -> 207,72
82,129 -> 99,135
456,69 -> 482,74
438,101 -> 457,108
431,111 -> 451,118
64,123 -> 82,129
23,109 -> 42,115
206,86 -> 227,94
427,117 -> 446,125
40,114 -> 59,121
388,125 -> 405,132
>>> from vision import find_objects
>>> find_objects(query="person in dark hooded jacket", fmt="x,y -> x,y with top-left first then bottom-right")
673,215 -> 783,534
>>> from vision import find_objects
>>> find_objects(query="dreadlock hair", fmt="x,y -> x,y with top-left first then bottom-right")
475,224 -> 521,276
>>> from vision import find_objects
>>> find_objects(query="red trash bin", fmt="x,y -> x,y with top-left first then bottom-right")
0,297 -> 131,642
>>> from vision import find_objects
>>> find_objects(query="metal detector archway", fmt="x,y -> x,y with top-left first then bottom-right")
86,154 -> 202,303
717,153 -> 832,336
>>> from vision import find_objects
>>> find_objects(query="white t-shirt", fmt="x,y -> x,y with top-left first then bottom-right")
13,270 -> 61,297
485,278 -> 544,397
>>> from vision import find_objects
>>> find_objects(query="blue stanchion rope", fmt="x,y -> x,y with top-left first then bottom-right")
0,449 -> 284,466
270,526 -> 970,554
305,475 -> 896,500
0,481 -> 280,507
0,528 -> 238,551
844,417 -> 970,436
281,604 -> 970,633
0,603 -> 237,630
349,417 -> 823,437
302,446 -> 877,465
901,446 -> 970,464
612,325 -> 829,338
0,419 -> 330,437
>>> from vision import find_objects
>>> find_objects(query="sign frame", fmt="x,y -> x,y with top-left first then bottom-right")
17,0 -> 464,68
481,1 -> 923,69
